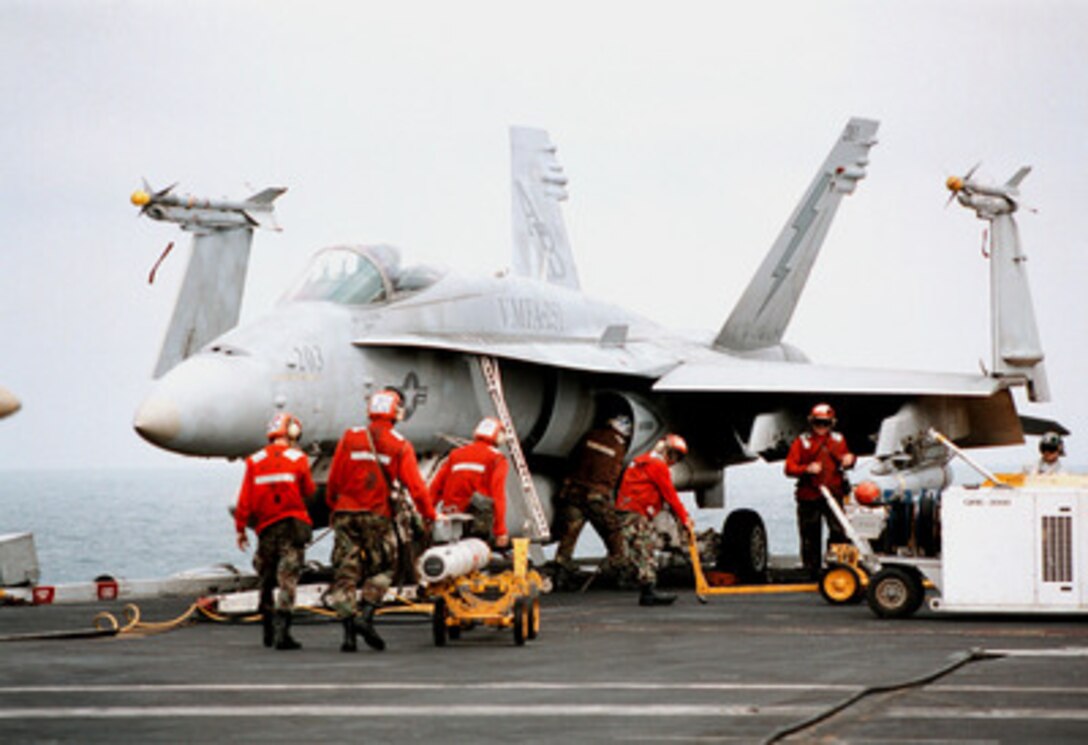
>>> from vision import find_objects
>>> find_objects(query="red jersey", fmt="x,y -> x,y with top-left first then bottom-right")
615,452 -> 690,523
784,430 -> 853,501
326,420 -> 435,521
234,443 -> 315,535
430,439 -> 509,538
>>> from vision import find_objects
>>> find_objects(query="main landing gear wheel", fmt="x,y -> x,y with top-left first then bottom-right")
513,596 -> 529,646
819,565 -> 863,605
432,597 -> 449,647
867,566 -> 924,619
717,509 -> 769,583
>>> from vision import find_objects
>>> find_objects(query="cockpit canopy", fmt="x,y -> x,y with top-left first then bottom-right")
285,245 -> 444,305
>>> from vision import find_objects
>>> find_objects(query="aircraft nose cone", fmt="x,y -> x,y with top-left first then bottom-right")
133,396 -> 181,444
0,386 -> 20,419
133,354 -> 273,457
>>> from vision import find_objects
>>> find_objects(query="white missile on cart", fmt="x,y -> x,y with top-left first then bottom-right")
417,539 -> 492,584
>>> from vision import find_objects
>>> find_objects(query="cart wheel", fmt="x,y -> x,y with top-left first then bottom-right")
867,566 -> 924,619
819,565 -> 863,605
527,590 -> 540,640
448,624 -> 461,640
432,597 -> 449,647
513,597 -> 528,646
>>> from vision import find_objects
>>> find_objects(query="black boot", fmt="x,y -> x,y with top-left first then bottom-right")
259,585 -> 275,648
639,583 -> 677,607
354,602 -> 386,651
340,618 -> 357,653
273,611 -> 302,651
261,609 -> 275,648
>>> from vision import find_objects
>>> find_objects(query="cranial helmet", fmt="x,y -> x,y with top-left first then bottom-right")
1040,431 -> 1065,455
608,415 -> 633,438
368,388 -> 404,421
474,416 -> 505,445
809,402 -> 836,427
663,433 -> 688,458
267,412 -> 302,442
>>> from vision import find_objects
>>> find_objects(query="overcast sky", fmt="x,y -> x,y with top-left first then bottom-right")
1,0 -> 1085,471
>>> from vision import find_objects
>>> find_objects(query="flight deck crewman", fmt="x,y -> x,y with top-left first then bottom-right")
325,388 -> 437,653
615,434 -> 694,606
1025,431 -> 1065,475
784,403 -> 856,580
552,415 -> 632,575
234,413 -> 315,651
430,417 -> 511,548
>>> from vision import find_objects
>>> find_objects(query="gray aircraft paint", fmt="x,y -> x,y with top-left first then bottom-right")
131,121 -> 1049,535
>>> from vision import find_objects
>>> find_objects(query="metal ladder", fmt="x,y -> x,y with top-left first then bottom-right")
477,355 -> 551,542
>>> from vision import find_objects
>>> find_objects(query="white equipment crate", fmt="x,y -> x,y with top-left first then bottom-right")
0,532 -> 41,587
936,482 -> 1087,613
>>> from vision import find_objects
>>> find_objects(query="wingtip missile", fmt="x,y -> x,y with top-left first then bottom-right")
945,164 -> 1032,216
131,182 -> 286,231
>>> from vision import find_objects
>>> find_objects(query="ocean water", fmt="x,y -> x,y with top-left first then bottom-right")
0,457 -> 1049,584
3,466 -> 244,584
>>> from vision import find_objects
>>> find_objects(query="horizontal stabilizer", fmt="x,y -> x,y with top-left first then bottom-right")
654,358 -> 1000,397
1019,414 -> 1069,437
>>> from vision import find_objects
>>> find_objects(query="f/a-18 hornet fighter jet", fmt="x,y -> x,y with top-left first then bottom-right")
131,119 -> 1053,579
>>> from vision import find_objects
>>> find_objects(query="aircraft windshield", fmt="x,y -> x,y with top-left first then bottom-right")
287,245 -> 443,305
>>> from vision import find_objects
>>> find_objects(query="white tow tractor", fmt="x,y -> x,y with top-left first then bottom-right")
820,432 -> 1088,619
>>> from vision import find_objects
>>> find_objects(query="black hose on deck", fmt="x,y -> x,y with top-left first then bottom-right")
761,647 -> 1005,744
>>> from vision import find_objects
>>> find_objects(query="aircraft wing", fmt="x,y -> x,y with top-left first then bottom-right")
653,358 -> 1001,397
352,333 -> 679,377
356,331 -> 1001,398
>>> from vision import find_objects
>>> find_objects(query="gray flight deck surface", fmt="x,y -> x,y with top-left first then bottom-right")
1,590 -> 1086,743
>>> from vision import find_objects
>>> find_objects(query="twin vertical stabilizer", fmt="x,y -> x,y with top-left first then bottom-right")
510,127 -> 580,290
714,118 -> 880,352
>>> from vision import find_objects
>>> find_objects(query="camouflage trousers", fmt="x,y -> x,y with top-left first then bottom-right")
552,482 -> 625,568
328,512 -> 397,617
616,511 -> 658,586
254,518 -> 312,613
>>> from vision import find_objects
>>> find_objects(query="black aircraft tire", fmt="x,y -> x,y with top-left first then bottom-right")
867,566 -> 924,619
717,509 -> 769,583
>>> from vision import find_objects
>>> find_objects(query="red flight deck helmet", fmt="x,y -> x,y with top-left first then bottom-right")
368,388 -> 405,422
808,403 -> 836,427
473,416 -> 505,446
267,412 -> 302,442
663,433 -> 688,459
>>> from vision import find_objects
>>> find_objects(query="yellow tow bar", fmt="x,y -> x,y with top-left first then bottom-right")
687,532 -> 817,602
